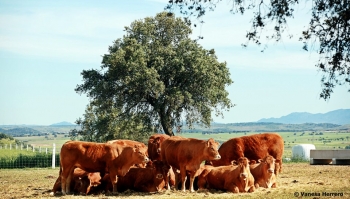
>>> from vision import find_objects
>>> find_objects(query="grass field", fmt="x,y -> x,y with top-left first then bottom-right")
0,163 -> 349,199
9,131 -> 350,160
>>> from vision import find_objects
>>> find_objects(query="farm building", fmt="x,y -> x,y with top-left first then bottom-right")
292,144 -> 316,160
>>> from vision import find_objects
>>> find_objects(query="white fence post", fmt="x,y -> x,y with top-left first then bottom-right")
10,144 -> 12,150
52,143 -> 56,169
33,146 -> 35,152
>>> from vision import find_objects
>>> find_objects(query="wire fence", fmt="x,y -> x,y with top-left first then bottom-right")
0,143 -> 60,169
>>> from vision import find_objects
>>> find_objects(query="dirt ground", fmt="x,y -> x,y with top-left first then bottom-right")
0,163 -> 349,199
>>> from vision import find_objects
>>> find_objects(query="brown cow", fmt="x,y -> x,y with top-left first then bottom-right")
250,155 -> 277,188
160,136 -> 221,192
210,133 -> 284,174
59,141 -> 149,195
148,134 -> 170,161
50,168 -> 101,195
108,139 -> 149,168
115,160 -> 171,192
197,157 -> 255,193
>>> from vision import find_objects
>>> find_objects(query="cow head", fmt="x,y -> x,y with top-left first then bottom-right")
150,160 -> 171,191
88,172 -> 101,187
151,160 -> 170,180
132,144 -> 150,163
150,137 -> 163,155
261,155 -> 276,175
237,157 -> 251,180
205,138 -> 221,160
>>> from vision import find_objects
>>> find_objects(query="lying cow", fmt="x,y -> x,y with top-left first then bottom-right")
148,134 -> 170,161
210,133 -> 284,174
250,155 -> 277,188
198,157 -> 255,193
101,160 -> 170,192
59,141 -> 149,195
160,136 -> 221,192
50,168 -> 101,195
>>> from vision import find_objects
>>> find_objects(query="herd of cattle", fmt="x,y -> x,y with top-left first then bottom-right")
50,133 -> 284,196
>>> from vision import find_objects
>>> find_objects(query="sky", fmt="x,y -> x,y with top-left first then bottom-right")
0,0 -> 349,126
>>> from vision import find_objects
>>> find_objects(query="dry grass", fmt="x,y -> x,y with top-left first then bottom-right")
0,163 -> 349,199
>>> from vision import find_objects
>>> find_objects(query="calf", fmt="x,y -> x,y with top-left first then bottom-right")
103,160 -> 170,192
59,141 -> 149,194
197,157 -> 255,193
50,168 -> 101,195
160,136 -> 221,192
250,155 -> 277,188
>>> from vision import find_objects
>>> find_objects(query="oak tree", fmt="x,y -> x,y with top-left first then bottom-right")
75,12 -> 233,136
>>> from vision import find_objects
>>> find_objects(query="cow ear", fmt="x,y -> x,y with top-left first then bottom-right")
133,144 -> 140,152
207,138 -> 215,147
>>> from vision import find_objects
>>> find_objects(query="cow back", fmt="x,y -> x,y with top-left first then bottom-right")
212,133 -> 284,168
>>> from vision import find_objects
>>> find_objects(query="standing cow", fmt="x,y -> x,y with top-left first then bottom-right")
250,155 -> 277,188
160,136 -> 221,192
148,134 -> 170,161
210,133 -> 284,174
59,141 -> 149,195
197,157 -> 255,193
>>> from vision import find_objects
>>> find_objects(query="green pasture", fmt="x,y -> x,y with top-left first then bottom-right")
4,131 -> 350,160
14,134 -> 69,149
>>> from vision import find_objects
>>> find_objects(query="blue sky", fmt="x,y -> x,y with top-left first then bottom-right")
1,0 -> 349,126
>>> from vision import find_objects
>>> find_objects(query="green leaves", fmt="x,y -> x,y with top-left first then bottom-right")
75,12 -> 233,137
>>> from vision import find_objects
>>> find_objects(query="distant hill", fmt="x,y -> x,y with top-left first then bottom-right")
50,121 -> 75,126
0,127 -> 43,137
257,109 -> 350,125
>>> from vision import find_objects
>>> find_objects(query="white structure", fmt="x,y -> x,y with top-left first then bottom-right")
292,144 -> 316,160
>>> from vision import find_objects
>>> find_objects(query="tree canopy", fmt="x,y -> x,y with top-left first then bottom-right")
69,100 -> 153,142
166,0 -> 350,100
75,12 -> 233,137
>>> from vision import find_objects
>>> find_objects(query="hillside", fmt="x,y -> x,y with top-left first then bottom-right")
257,109 -> 350,125
182,122 -> 348,133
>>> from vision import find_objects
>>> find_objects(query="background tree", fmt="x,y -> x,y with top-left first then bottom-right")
69,100 -> 153,143
75,12 -> 233,137
166,0 -> 350,100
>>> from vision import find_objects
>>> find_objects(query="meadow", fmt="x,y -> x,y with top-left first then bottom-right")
0,163 -> 349,199
1,131 -> 350,198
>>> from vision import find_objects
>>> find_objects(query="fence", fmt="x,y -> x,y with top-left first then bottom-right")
0,143 -> 59,169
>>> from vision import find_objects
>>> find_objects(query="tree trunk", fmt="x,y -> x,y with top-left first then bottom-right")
159,108 -> 174,136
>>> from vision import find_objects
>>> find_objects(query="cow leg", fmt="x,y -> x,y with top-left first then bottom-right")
65,167 -> 75,194
60,166 -> 74,195
86,185 -> 91,195
109,172 -> 118,193
188,171 -> 196,192
180,167 -> 187,192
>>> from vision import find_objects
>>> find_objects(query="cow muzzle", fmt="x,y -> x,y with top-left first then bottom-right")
214,155 -> 221,160
156,174 -> 163,179
240,173 -> 248,179
267,168 -> 274,173
144,157 -> 150,162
